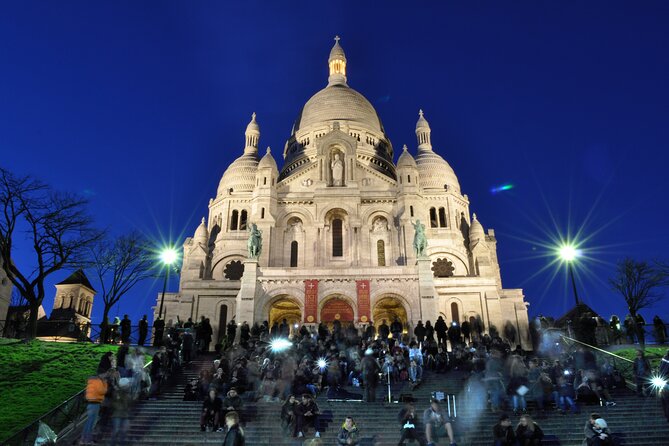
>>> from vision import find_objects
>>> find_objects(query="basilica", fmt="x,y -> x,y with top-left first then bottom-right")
155,37 -> 530,348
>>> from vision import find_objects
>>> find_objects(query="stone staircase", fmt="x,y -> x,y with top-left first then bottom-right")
87,357 -> 668,446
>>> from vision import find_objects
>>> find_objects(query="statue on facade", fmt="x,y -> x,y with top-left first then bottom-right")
331,153 -> 344,186
247,223 -> 262,259
412,219 -> 428,257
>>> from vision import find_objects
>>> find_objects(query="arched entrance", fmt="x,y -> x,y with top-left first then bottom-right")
373,296 -> 408,329
269,296 -> 301,329
320,297 -> 354,324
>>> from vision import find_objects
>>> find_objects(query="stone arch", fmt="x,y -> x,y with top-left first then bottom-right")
261,294 -> 303,328
444,297 -> 464,323
277,208 -> 315,228
371,293 -> 411,329
211,253 -> 247,279
427,250 -> 470,276
319,294 -> 357,323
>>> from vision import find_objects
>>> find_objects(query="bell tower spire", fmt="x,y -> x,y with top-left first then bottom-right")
328,35 -> 347,86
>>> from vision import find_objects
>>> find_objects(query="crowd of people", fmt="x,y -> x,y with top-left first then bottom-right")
79,312 -> 669,446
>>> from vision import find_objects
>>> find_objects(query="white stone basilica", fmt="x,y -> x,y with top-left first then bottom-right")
155,37 -> 530,348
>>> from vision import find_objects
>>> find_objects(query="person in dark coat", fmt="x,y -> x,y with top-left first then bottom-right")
390,317 -> 403,344
227,319 -> 237,346
414,321 -> 426,344
295,394 -> 321,438
633,349 -> 651,396
515,414 -> 544,446
336,416 -> 359,445
201,318 -> 213,352
221,388 -> 243,420
378,320 -> 390,341
361,350 -> 381,402
200,389 -> 223,431
493,414 -> 516,446
153,317 -> 165,347
182,329 -> 195,363
398,402 -> 427,445
461,320 -> 471,343
222,411 -> 245,446
434,317 -> 447,347
281,395 -> 298,435
138,315 -> 148,346
425,321 -> 435,342
653,315 -> 667,345
240,321 -> 250,346
120,315 -> 131,344
97,351 -> 114,375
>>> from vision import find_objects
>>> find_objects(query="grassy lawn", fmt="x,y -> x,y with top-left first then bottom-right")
0,340 -> 118,442
614,346 -> 667,370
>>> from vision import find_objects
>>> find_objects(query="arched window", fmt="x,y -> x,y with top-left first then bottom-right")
429,208 -> 438,228
230,210 -> 239,230
451,302 -> 460,324
290,241 -> 298,267
239,210 -> 248,230
377,240 -> 386,266
332,218 -> 343,257
438,207 -> 447,227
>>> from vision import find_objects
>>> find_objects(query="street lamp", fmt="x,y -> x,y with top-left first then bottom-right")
158,247 -> 179,319
558,244 -> 581,306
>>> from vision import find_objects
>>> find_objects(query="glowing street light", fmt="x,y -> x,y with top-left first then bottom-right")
158,246 -> 179,319
558,243 -> 582,306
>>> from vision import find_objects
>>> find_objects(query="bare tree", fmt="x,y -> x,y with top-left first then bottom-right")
609,257 -> 668,344
0,168 -> 102,338
90,232 -> 156,342
10,287 -> 27,307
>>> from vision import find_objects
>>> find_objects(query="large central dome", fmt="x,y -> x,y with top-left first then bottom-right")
292,84 -> 384,134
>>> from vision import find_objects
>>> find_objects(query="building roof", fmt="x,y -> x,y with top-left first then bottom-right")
56,269 -> 96,292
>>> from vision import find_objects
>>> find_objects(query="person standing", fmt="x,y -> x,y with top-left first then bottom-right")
182,329 -> 194,364
138,315 -> 148,346
379,320 -> 390,341
240,321 -> 250,347
120,315 -> 131,344
654,315 -> 667,345
435,317 -> 448,347
201,318 -> 213,352
110,378 -> 132,446
222,411 -> 245,446
153,317 -> 165,347
81,371 -> 108,445
361,349 -> 380,402
390,317 -> 403,345
227,319 -> 237,346
414,321 -> 426,344
633,349 -> 651,396
425,321 -> 435,343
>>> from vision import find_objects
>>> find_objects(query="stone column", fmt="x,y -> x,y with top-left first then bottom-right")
416,257 -> 437,322
236,260 -> 259,336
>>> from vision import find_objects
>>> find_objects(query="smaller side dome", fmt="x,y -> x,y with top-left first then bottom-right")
396,144 -> 417,169
469,213 -> 485,247
258,146 -> 279,172
193,217 -> 209,246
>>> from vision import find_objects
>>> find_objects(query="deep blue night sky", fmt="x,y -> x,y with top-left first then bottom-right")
2,1 -> 668,325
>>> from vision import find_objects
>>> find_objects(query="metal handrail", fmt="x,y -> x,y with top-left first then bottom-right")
2,359 -> 153,446
560,334 -> 634,363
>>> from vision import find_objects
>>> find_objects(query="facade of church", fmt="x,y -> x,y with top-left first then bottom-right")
156,38 -> 530,348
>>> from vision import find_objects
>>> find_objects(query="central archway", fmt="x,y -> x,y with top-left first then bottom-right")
320,297 -> 354,324
373,296 -> 408,329
269,296 -> 301,329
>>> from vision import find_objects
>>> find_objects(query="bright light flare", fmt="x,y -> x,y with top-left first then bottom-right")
490,183 -> 514,194
160,247 -> 179,265
558,244 -> 581,262
650,375 -> 667,391
270,338 -> 292,352
317,358 -> 328,369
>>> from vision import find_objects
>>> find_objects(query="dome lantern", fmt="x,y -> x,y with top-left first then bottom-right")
328,36 -> 347,86
415,109 -> 432,151
193,217 -> 209,246
244,112 -> 260,155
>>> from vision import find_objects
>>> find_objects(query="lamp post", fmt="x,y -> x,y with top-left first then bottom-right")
559,244 -> 581,307
158,247 -> 178,319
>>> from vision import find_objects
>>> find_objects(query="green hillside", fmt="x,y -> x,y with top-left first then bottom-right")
0,339 -> 118,442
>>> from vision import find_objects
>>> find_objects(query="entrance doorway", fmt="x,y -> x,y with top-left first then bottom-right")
320,297 -> 354,325
269,297 -> 301,330
372,296 -> 408,329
